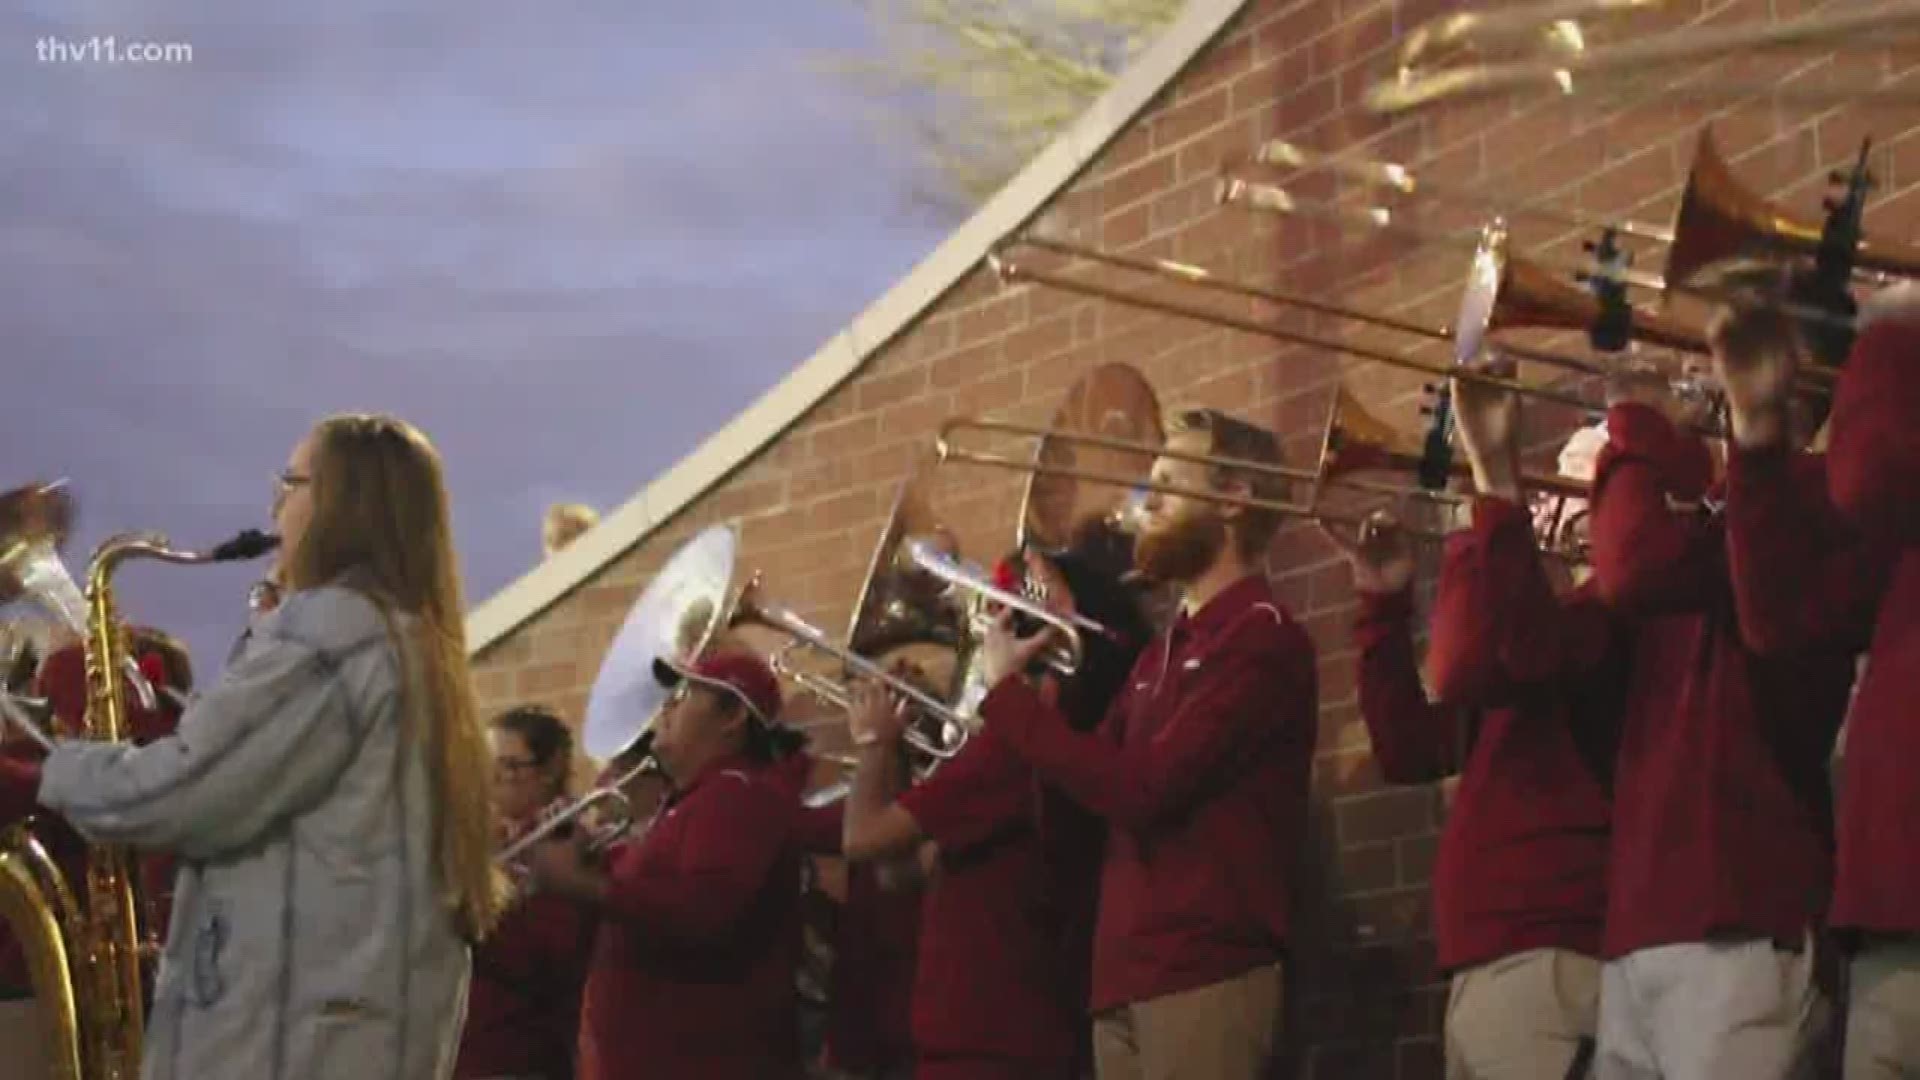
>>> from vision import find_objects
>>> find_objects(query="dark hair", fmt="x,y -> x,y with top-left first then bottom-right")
1167,408 -> 1289,563
491,705 -> 574,777
1025,547 -> 1152,733
694,686 -> 808,763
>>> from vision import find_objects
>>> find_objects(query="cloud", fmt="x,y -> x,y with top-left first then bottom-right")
2,0 -> 953,673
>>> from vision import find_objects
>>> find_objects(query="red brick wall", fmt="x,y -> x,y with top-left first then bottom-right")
473,2 -> 1920,1074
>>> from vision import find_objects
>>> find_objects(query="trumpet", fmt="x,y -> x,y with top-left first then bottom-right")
497,733 -> 659,866
738,576 -> 972,761
769,640 -> 962,772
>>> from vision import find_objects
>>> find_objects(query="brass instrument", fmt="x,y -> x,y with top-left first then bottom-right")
1664,126 -> 1920,292
566,524 -> 969,804
938,380 -> 1594,564
990,236 -> 1631,416
0,481 -> 276,1080
1319,384 -> 1585,502
1366,1 -> 1920,113
497,733 -> 655,867
936,415 -> 1440,539
1250,138 -> 1673,244
843,470 -> 1120,737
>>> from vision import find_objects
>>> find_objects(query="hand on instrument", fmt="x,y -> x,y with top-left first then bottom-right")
1451,354 -> 1524,501
848,679 -> 908,749
522,829 -> 603,902
1708,299 -> 1803,449
980,607 -> 1057,689
1320,511 -> 1414,595
1021,549 -> 1079,621
1605,357 -> 1692,429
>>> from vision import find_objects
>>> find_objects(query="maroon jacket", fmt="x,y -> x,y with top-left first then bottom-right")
1355,497 -> 1619,973
455,891 -> 596,1079
895,733 -> 1082,1071
791,803 -> 920,1075
576,753 -> 806,1080
0,756 -> 35,826
1726,313 -> 1920,935
0,643 -> 182,997
1588,403 -> 1852,957
980,573 -> 1316,1011
1829,315 -> 1920,544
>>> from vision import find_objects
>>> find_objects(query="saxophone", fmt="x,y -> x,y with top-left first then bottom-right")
73,529 -> 278,1080
0,483 -> 276,1080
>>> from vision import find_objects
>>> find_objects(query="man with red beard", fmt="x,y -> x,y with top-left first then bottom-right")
1330,362 -> 1625,1080
1710,283 -> 1920,1076
973,409 -> 1317,1080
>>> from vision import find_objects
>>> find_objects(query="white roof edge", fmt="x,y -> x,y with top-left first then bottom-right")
467,0 -> 1253,655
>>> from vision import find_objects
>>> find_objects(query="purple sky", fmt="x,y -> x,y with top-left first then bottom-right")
3,2 -> 955,673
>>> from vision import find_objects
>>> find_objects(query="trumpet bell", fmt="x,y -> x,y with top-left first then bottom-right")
581,523 -> 738,760
1315,386 -> 1430,486
1460,222 -> 1707,363
0,482 -> 87,636
1664,126 -> 1920,297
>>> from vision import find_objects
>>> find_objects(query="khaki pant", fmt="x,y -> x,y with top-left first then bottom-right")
1596,937 -> 1828,1080
1091,962 -> 1283,1080
1845,939 -> 1920,1079
0,999 -> 53,1080
1445,948 -> 1600,1080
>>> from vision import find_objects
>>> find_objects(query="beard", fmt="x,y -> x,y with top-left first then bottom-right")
1133,508 -> 1228,585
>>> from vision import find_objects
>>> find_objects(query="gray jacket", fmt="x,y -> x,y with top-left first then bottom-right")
38,583 -> 471,1080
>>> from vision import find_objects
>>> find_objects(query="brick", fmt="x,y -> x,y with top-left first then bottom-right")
459,7 -> 1920,1072
1337,788 -> 1435,848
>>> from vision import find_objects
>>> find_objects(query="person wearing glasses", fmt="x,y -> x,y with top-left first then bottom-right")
457,706 -> 597,1080
523,650 -> 812,1080
0,413 -> 503,1080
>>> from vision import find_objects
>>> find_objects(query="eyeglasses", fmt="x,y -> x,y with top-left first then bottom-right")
271,470 -> 311,514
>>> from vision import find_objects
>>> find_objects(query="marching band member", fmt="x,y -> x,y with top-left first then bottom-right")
793,768 -> 922,1080
1714,286 -> 1920,1076
976,409 -> 1317,1080
1582,354 -> 1851,1079
839,549 -> 1146,1079
523,650 -> 810,1080
1329,366 -> 1624,1080
15,628 -> 196,985
456,705 -> 597,1080
0,412 -> 503,1080
543,504 -> 599,559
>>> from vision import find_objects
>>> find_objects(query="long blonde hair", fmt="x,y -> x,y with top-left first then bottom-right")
283,413 -> 505,941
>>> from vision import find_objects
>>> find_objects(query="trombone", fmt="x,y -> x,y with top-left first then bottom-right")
937,401 -> 1595,564
1237,131 -> 1905,311
939,417 -> 1446,544
1366,1 -> 1920,114
989,237 -> 1652,419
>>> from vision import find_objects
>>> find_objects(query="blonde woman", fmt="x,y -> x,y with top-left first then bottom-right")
0,413 -> 504,1080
